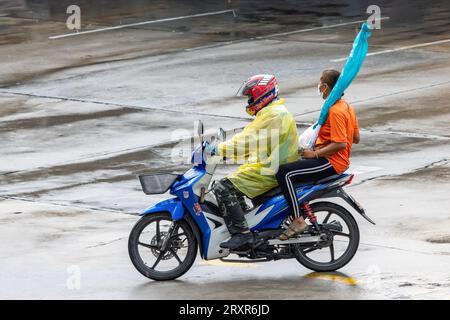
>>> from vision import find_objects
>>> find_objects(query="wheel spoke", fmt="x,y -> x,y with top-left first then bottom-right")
151,251 -> 164,269
329,243 -> 335,261
291,206 -> 358,268
169,248 -> 183,265
138,242 -> 159,250
170,232 -> 186,240
323,212 -> 332,224
303,247 -> 319,254
170,243 -> 187,249
333,231 -> 350,238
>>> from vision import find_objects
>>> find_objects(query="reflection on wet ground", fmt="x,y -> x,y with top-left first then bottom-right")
132,271 -> 367,299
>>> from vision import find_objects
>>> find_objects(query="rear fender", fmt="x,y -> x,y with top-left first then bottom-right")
296,175 -> 353,207
322,187 -> 376,225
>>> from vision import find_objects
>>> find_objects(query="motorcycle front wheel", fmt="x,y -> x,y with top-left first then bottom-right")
128,212 -> 198,281
294,202 -> 360,272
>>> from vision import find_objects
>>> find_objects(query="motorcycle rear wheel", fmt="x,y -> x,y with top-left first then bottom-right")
128,212 -> 197,281
294,202 -> 359,272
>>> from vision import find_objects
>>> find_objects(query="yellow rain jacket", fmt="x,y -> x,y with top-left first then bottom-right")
217,98 -> 299,198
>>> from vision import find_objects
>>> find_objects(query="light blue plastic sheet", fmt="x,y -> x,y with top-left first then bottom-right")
314,22 -> 372,128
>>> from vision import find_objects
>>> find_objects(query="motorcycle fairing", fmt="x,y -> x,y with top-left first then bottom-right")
251,174 -> 349,230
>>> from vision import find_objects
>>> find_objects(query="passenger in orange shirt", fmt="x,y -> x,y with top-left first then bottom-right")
275,69 -> 360,240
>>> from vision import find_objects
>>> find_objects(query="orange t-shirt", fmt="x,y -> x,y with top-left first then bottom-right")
315,99 -> 359,174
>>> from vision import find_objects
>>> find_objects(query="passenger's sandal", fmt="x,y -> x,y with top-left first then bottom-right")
279,222 -> 309,240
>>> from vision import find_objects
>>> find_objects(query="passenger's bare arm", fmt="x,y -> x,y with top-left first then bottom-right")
353,131 -> 360,144
302,142 -> 346,159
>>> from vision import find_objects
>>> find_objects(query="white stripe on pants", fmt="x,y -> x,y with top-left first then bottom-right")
284,162 -> 333,218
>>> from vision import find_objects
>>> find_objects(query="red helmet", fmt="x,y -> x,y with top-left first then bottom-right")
236,74 -> 279,116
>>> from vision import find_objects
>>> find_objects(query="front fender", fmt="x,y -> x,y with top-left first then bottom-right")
141,198 -> 185,221
140,198 -> 205,259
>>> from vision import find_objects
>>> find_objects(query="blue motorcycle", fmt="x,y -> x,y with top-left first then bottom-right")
128,121 -> 375,281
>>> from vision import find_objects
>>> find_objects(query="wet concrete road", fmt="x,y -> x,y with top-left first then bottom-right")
0,0 -> 449,299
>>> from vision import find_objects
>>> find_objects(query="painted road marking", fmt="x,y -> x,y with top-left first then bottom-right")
258,17 -> 389,39
185,41 -> 237,52
0,89 -> 249,121
186,17 -> 389,51
347,165 -> 383,175
331,38 -> 450,62
305,273 -> 359,285
49,9 -> 235,39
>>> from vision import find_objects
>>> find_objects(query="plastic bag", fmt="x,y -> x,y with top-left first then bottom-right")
298,122 -> 321,150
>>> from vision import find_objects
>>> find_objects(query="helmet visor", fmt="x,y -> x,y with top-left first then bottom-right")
235,81 -> 248,97
235,79 -> 258,97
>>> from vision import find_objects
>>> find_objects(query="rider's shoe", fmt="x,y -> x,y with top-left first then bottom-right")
220,232 -> 255,250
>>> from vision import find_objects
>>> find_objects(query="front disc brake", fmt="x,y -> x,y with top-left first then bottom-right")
150,231 -> 179,260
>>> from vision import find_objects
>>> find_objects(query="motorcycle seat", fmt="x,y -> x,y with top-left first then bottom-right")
251,174 -> 343,206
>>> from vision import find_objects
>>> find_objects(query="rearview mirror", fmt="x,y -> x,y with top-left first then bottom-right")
217,128 -> 225,141
195,120 -> 204,137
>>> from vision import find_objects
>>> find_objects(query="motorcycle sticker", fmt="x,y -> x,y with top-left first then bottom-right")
193,202 -> 202,215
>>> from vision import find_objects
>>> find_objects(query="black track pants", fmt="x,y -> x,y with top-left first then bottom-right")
275,158 -> 337,219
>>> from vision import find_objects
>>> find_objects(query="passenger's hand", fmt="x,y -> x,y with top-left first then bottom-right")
204,142 -> 218,156
301,149 -> 318,159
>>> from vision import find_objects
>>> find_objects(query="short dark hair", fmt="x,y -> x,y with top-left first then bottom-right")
321,69 -> 341,89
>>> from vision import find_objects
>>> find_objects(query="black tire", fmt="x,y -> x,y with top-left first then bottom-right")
128,212 -> 197,281
294,202 -> 359,272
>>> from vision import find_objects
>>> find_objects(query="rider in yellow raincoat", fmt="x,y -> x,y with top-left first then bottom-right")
208,74 -> 298,250
218,98 -> 298,198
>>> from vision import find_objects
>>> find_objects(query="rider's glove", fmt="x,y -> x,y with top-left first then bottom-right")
204,142 -> 218,156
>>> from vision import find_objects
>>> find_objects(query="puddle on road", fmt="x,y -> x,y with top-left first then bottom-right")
1,141 -> 187,184
0,95 -> 30,117
380,161 -> 449,183
356,85 -> 450,135
0,107 -> 143,131
0,140 -> 193,213
426,235 -> 450,244
351,133 -> 442,156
